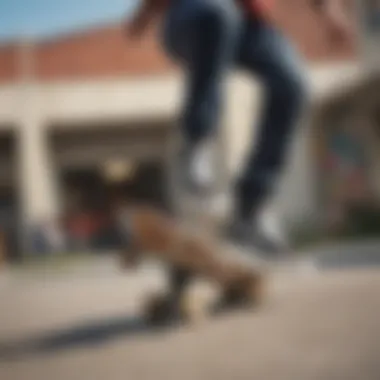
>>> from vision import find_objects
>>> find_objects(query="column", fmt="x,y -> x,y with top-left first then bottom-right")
18,107 -> 60,253
17,91 -> 60,254
16,40 -> 60,254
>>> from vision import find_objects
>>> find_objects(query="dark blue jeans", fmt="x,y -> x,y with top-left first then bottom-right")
163,0 -> 309,221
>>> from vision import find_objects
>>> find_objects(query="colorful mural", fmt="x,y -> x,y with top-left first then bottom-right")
319,119 -> 373,228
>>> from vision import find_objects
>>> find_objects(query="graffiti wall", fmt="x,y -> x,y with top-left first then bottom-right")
317,110 -> 375,228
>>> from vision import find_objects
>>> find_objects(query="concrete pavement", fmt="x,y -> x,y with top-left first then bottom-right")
0,247 -> 380,380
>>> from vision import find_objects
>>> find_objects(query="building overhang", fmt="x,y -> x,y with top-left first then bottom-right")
0,62 -> 361,128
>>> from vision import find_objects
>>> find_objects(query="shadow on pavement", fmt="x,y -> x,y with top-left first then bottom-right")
0,313 -> 179,362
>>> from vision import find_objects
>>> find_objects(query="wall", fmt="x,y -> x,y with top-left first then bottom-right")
0,61 -> 363,251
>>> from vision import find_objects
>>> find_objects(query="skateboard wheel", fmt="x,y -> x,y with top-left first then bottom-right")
142,291 -> 208,326
179,290 -> 208,325
218,271 -> 264,311
142,292 -> 177,325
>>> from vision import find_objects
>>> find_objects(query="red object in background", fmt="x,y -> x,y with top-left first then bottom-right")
66,211 -> 112,240
67,214 -> 91,240
238,0 -> 275,19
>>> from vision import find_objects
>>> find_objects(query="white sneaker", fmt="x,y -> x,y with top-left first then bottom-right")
223,219 -> 291,262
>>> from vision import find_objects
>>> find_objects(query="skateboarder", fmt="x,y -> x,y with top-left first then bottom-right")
125,0 -> 352,256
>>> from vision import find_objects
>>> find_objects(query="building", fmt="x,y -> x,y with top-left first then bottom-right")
0,2 -> 363,256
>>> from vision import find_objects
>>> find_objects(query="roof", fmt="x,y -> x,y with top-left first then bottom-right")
0,1 -> 356,83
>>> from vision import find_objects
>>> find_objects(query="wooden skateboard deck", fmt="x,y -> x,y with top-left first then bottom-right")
118,205 -> 266,325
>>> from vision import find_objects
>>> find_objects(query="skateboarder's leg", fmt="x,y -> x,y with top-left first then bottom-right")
227,19 -> 309,255
162,0 -> 241,194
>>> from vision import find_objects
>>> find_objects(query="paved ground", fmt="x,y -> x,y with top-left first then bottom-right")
305,240 -> 380,269
0,246 -> 380,380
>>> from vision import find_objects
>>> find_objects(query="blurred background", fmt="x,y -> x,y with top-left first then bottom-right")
1,1 -> 380,380
0,0 -> 379,261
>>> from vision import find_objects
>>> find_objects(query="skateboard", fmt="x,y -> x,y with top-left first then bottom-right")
118,204 -> 266,325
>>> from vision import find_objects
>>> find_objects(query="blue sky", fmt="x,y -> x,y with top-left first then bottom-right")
0,0 -> 138,42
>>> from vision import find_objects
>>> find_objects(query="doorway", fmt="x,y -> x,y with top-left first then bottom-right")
60,160 -> 169,251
